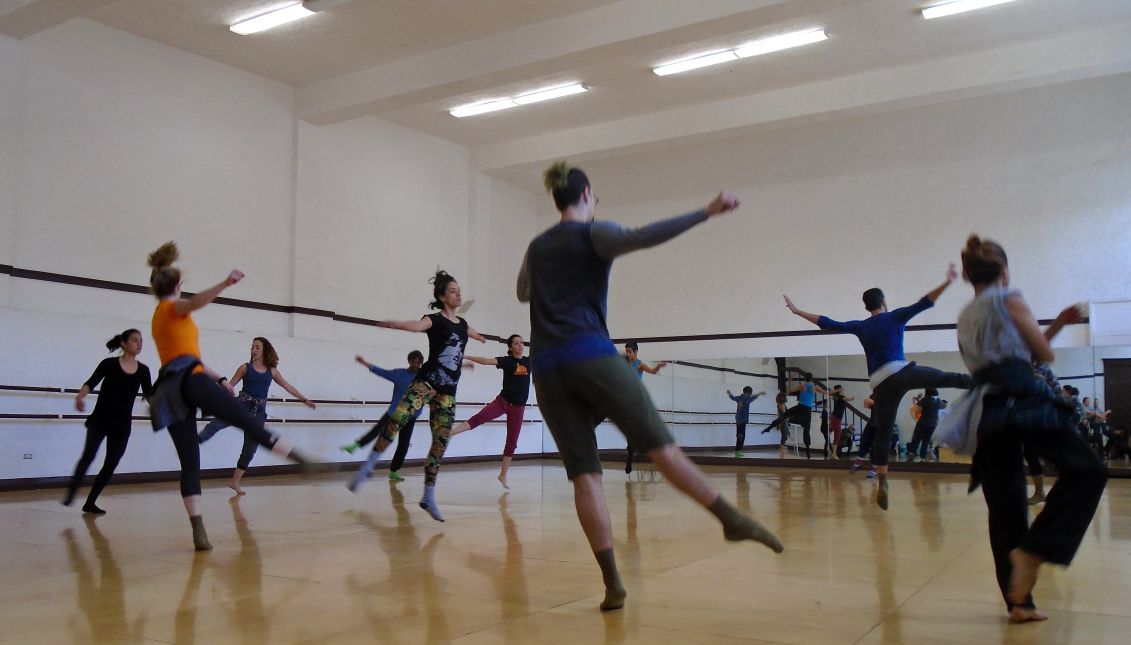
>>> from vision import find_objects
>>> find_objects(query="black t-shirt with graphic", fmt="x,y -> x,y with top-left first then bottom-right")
416,313 -> 469,396
832,393 -> 848,418
495,355 -> 531,405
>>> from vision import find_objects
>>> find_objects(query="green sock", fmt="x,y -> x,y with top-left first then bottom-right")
341,441 -> 360,454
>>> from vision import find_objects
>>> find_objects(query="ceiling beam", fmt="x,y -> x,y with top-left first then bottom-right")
295,0 -> 792,125
0,0 -> 117,39
471,23 -> 1131,174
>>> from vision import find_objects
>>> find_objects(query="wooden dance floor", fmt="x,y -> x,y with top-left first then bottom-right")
2,461 -> 1130,644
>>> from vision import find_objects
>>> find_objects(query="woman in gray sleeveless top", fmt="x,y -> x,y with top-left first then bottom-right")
953,235 -> 1106,625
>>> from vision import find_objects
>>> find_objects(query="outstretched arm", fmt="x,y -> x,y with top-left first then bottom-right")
590,192 -> 740,260
783,295 -> 821,326
516,249 -> 532,303
924,264 -> 959,303
1043,304 -> 1084,342
272,369 -> 316,409
381,317 -> 433,333
174,270 -> 244,316
1004,293 -> 1054,363
465,355 -> 498,366
466,326 -> 488,343
639,361 -> 669,375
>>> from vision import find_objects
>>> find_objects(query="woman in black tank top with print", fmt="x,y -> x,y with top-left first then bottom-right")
367,270 -> 486,522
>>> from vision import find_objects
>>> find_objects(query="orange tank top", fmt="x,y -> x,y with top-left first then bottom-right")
151,300 -> 202,368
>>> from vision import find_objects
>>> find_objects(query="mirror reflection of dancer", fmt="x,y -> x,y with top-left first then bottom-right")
761,391 -> 792,457
726,386 -> 765,457
786,373 -> 827,460
63,330 -> 154,514
906,388 -> 940,462
367,270 -> 487,522
829,385 -> 854,461
343,351 -> 424,487
145,242 -> 314,550
784,266 -> 971,510
520,161 -> 782,612
197,337 -> 316,495
623,341 -> 667,474
952,235 -> 1106,624
450,334 -> 530,489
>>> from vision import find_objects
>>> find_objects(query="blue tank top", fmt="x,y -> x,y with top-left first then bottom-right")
798,383 -> 815,408
241,363 -> 272,399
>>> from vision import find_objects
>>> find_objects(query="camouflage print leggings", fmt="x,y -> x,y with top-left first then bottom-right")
375,380 -> 455,485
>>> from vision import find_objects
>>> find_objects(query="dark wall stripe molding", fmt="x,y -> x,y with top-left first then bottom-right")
1,263 -> 1086,346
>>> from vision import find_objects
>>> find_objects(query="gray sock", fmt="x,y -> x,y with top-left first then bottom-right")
595,548 -> 626,611
708,495 -> 784,553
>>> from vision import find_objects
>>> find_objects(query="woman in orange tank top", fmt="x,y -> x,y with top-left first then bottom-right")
147,241 -> 317,551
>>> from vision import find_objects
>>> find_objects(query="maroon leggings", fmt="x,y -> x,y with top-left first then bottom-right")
466,395 -> 526,457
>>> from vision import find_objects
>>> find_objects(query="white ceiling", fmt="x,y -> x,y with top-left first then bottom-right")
5,0 -> 1131,186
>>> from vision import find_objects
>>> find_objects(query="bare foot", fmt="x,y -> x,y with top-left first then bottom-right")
227,482 -> 246,495
1008,606 -> 1048,623
497,474 -> 510,489
1007,548 -> 1044,606
1027,492 -> 1045,505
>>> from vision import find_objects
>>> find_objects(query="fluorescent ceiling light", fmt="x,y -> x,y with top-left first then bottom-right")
450,84 -> 588,118
514,83 -> 588,105
921,0 -> 1018,20
653,50 -> 738,77
734,29 -> 828,58
230,3 -> 314,35
450,99 -> 517,118
652,29 -> 827,76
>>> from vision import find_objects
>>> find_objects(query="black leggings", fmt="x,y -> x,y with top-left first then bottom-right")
357,414 -> 417,471
735,422 -> 747,451
167,373 -> 281,497
764,405 -> 805,446
975,396 -> 1107,610
871,364 -> 970,466
66,420 -> 130,506
908,422 -> 937,459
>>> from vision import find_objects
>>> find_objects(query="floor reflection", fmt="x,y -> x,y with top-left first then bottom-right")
65,516 -> 146,644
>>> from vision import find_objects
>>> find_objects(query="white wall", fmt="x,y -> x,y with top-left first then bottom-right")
575,73 -> 1131,355
0,33 -> 20,303
0,19 -> 552,481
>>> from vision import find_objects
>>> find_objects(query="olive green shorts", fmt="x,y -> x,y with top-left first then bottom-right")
534,354 -> 674,479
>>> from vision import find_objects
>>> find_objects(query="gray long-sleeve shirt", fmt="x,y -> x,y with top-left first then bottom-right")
518,209 -> 707,368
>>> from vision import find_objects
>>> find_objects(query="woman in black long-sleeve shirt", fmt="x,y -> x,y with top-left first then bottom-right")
63,329 -> 154,514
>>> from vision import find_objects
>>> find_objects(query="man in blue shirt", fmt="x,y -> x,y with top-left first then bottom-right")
344,350 -> 425,490
727,386 -> 766,456
623,341 -> 668,473
783,264 -> 970,510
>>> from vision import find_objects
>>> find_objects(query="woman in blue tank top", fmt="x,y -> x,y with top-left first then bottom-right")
197,337 -> 316,494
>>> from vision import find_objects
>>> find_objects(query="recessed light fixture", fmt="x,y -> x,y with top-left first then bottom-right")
921,0 -> 1018,20
450,84 -> 588,118
230,3 -> 314,35
652,29 -> 828,76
